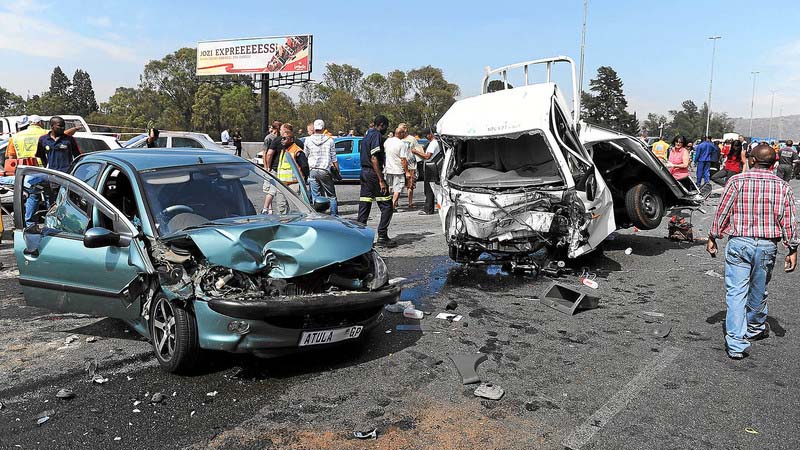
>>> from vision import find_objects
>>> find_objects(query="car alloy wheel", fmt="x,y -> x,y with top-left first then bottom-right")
152,297 -> 177,362
149,293 -> 199,373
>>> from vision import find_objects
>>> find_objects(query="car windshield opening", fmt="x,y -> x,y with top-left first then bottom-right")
140,162 -> 310,235
448,131 -> 563,188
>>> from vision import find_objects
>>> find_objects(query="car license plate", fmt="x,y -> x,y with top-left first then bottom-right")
298,326 -> 363,347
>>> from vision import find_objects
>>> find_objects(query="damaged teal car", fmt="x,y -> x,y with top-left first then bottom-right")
13,149 -> 399,373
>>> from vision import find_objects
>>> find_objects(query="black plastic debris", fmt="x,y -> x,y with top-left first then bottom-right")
445,300 -> 458,311
449,353 -> 488,385
539,282 -> 599,315
353,429 -> 377,440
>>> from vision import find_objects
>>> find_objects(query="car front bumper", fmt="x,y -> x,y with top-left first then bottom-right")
193,286 -> 400,355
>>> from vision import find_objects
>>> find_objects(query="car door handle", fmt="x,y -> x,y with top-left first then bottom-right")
344,157 -> 352,160
23,248 -> 39,257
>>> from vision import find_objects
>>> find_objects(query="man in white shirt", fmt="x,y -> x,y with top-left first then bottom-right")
303,119 -> 340,215
398,123 -> 422,209
383,126 -> 411,210
220,127 -> 230,145
412,128 -> 441,214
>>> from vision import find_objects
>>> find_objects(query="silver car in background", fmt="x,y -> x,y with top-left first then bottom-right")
124,131 -> 236,154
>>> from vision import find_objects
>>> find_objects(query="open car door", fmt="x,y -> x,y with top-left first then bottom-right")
13,166 -> 153,319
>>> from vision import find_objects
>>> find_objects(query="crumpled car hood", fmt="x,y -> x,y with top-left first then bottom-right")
161,214 -> 374,278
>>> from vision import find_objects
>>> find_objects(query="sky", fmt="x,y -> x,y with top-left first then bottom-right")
1,0 -> 799,121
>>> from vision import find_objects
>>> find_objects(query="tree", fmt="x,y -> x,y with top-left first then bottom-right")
191,83 -> 223,134
320,63 -> 363,98
220,85 -> 259,140
140,48 -> 198,130
72,69 -> 98,116
642,113 -> 670,139
0,86 -> 25,115
581,66 -> 638,134
406,66 -> 460,131
48,66 -> 71,98
668,100 -> 702,139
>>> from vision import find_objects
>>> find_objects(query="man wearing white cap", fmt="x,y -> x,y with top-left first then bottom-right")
5,115 -> 47,171
303,119 -> 339,215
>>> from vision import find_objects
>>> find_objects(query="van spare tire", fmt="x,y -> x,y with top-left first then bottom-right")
624,183 -> 663,229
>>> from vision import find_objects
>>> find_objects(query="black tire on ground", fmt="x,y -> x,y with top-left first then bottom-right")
149,293 -> 199,373
624,183 -> 664,230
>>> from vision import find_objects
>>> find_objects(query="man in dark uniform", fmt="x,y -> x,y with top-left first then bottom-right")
357,115 -> 395,247
776,140 -> 798,182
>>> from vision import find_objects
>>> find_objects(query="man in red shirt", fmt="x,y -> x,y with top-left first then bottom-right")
707,144 -> 798,359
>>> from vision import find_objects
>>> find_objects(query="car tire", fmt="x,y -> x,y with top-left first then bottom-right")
149,294 -> 199,374
624,183 -> 664,230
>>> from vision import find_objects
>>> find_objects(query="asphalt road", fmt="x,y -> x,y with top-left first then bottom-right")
1,181 -> 799,449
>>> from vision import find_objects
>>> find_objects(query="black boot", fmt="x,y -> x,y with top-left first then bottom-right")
376,234 -> 397,248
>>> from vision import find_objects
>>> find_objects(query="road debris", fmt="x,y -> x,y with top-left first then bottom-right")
436,312 -> 462,322
151,392 -> 166,403
114,437 -> 121,441
92,374 -> 109,384
133,400 -> 141,406
385,300 -> 413,313
704,269 -> 724,279
207,391 -> 218,397
86,336 -> 98,343
56,388 -> 75,399
85,359 -> 98,378
641,311 -> 665,317
396,324 -> 423,332
445,300 -> 458,310
745,427 -> 760,435
474,383 -> 505,400
36,410 -> 54,426
625,247 -> 633,255
190,410 -> 196,417
388,277 -> 406,285
540,283 -> 600,316
353,429 -> 378,440
651,324 -> 672,338
64,335 -> 79,345
403,308 -> 424,319
132,409 -> 141,413
449,353 -> 488,385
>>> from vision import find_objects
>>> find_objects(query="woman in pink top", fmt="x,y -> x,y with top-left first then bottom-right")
667,135 -> 690,180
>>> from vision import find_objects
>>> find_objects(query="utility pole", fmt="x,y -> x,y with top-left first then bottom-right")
705,36 -> 721,137
578,0 -> 588,105
767,90 -> 776,141
748,71 -> 759,138
260,74 -> 270,139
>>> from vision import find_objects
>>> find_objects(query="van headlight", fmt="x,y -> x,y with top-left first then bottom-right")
369,251 -> 389,290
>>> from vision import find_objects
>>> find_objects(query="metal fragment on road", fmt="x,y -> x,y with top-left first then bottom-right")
353,429 -> 378,440
474,383 -> 505,400
449,353 -> 488,385
151,392 -> 166,403
704,269 -> 724,279
540,283 -> 600,315
56,388 -> 75,399
641,311 -> 665,317
86,336 -> 98,343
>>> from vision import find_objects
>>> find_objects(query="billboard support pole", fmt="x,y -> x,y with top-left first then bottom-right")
261,74 -> 269,139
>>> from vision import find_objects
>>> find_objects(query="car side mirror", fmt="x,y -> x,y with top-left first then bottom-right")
424,161 -> 441,184
313,199 -> 331,213
84,227 -> 121,248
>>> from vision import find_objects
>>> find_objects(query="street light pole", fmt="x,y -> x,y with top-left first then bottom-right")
767,90 -> 776,141
748,71 -> 759,138
705,36 -> 721,137
578,0 -> 588,102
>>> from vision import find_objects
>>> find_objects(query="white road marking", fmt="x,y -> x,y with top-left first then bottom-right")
562,346 -> 682,450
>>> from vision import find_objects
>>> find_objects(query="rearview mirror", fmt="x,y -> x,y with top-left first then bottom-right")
84,227 -> 121,248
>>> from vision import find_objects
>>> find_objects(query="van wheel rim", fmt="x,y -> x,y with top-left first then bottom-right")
152,298 -> 176,361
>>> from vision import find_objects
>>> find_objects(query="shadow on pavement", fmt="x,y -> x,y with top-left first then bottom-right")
604,233 -> 706,257
65,317 -> 146,341
705,309 -> 787,337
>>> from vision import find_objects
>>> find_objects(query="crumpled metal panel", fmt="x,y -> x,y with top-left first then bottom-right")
163,214 -> 374,278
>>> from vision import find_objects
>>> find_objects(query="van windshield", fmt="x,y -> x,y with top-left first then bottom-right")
447,131 -> 564,188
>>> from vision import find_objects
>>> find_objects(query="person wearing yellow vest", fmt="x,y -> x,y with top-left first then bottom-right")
273,129 -> 308,213
651,137 -> 669,161
5,115 -> 47,173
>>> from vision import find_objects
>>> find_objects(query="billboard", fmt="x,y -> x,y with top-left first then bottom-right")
196,35 -> 311,76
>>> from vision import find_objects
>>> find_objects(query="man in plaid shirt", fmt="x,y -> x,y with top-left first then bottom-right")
707,144 -> 798,359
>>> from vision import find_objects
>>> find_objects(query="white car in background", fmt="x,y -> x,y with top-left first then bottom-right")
124,131 -> 236,154
1,114 -> 91,137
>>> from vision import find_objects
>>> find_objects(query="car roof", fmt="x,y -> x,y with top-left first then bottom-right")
81,148 -> 244,171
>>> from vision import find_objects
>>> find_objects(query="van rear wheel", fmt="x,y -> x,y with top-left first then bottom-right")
624,183 -> 664,230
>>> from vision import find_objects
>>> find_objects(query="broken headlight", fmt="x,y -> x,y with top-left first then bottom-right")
368,251 -> 389,291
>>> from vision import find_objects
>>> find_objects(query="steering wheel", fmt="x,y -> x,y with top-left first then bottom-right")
160,204 -> 195,222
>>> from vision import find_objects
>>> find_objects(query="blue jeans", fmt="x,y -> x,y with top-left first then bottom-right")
724,237 -> 777,353
696,161 -> 711,185
308,168 -> 338,215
